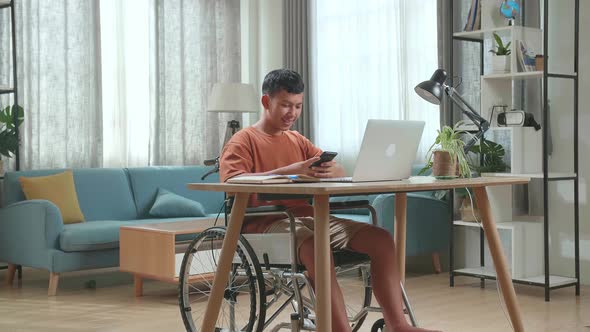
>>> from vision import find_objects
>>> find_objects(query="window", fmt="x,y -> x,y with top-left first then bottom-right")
310,0 -> 439,170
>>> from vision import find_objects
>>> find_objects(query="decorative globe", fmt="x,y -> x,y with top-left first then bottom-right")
500,0 -> 520,19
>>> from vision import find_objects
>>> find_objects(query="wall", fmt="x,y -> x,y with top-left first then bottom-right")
579,0 -> 590,285
545,0 -> 589,284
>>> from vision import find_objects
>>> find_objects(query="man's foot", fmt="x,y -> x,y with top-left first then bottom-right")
392,325 -> 442,332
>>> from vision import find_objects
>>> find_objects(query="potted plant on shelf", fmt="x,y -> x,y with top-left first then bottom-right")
467,138 -> 509,174
419,122 -> 472,179
490,32 -> 511,73
458,139 -> 510,221
0,105 -> 24,176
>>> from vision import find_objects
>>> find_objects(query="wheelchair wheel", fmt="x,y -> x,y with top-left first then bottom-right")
336,262 -> 372,332
370,318 -> 386,331
178,227 -> 266,332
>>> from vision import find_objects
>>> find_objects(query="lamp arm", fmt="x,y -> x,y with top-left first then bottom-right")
445,86 -> 488,127
463,129 -> 486,153
444,86 -> 490,154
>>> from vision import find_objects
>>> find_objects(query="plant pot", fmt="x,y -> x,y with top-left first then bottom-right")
432,150 -> 459,177
491,55 -> 510,73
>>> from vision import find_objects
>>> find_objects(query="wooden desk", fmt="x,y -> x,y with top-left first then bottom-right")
188,176 -> 529,332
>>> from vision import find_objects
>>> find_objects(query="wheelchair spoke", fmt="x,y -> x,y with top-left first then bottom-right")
178,228 -> 265,332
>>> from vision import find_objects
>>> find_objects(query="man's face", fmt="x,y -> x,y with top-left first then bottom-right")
262,89 -> 304,131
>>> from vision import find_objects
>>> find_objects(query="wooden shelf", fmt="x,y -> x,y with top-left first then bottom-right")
453,219 -> 542,228
0,85 -> 14,94
453,26 -> 542,41
454,267 -> 578,288
482,71 -> 543,80
482,172 -> 576,179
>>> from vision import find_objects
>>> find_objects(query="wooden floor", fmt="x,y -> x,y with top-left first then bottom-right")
1,267 -> 588,331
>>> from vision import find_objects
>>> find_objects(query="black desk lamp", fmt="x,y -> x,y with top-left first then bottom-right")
414,69 -> 489,152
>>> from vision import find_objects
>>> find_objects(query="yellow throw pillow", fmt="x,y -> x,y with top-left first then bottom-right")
19,170 -> 85,224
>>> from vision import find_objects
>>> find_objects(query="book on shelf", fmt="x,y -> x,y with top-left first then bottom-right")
463,0 -> 481,32
517,40 -> 537,72
227,174 -> 320,184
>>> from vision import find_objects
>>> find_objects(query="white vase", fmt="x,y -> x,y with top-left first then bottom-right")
491,55 -> 511,74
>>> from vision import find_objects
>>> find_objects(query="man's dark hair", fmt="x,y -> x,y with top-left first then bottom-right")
262,69 -> 304,96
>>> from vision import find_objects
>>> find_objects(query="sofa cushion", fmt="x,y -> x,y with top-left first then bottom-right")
3,168 -> 138,221
126,166 -> 225,218
59,217 -> 215,252
19,171 -> 85,224
149,188 -> 206,218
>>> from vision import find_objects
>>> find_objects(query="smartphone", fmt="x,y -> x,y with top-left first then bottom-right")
310,151 -> 338,168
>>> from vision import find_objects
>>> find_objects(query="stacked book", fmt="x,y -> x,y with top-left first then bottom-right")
463,0 -> 481,31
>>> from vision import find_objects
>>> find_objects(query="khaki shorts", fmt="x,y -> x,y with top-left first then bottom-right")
258,216 -> 370,252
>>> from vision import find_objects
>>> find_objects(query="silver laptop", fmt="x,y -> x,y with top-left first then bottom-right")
321,119 -> 425,182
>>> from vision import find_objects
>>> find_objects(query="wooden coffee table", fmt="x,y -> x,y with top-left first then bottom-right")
119,219 -> 217,296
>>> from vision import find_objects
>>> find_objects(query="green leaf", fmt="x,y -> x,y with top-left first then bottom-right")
493,33 -> 504,49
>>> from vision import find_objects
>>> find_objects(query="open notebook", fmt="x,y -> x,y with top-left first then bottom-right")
226,174 -> 319,184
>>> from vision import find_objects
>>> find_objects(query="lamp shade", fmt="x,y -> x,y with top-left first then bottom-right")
414,69 -> 448,105
207,83 -> 259,113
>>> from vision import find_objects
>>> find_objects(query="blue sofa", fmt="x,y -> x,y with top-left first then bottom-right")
0,165 -> 449,295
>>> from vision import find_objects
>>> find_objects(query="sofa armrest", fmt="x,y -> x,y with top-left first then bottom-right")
372,193 -> 450,256
0,200 -> 64,266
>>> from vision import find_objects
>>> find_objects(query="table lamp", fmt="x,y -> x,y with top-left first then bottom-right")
207,83 -> 259,145
202,83 -> 259,179
414,69 -> 490,152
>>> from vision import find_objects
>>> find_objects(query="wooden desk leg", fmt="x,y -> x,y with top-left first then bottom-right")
134,275 -> 143,297
6,264 -> 16,285
314,194 -> 332,332
395,193 -> 407,284
474,187 -> 524,332
200,192 -> 249,331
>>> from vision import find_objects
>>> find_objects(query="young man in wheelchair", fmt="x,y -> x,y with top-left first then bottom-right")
219,69 -> 440,332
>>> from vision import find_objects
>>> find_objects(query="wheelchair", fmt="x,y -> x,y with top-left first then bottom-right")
178,196 -> 418,331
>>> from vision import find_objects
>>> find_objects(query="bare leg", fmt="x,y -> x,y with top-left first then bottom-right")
348,225 -> 441,332
299,237 -> 352,332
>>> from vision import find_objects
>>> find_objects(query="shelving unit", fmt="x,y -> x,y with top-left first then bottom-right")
448,0 -> 580,301
0,0 -> 20,278
481,71 -> 543,80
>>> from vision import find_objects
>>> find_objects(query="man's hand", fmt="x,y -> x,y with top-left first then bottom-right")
277,157 -> 321,176
310,160 -> 346,178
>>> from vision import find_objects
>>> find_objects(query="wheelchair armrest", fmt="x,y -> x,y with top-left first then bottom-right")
328,200 -> 371,210
245,205 -> 288,214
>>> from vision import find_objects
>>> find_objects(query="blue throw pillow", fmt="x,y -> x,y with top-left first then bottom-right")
149,188 -> 206,218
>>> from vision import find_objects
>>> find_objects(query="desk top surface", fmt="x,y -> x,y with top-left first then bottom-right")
187,176 -> 529,195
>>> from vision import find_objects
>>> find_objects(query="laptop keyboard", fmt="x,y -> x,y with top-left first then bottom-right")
319,177 -> 353,182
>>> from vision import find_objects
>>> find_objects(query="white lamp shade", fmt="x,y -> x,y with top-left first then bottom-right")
207,83 -> 259,113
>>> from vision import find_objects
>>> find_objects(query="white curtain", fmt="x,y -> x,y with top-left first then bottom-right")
310,0 -> 439,171
100,0 -> 241,167
0,0 -> 102,170
100,0 -> 151,168
149,0 -> 241,166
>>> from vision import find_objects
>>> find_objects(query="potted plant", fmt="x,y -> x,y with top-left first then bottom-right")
458,139 -> 509,221
467,138 -> 509,174
490,32 -> 511,73
419,122 -> 472,178
0,105 -> 24,175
